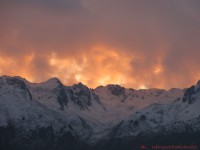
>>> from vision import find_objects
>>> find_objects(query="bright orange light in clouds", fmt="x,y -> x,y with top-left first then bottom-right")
1,1 -> 200,90
1,46 -> 200,90
154,65 -> 162,74
139,85 -> 148,89
0,52 -> 34,82
46,46 -> 132,88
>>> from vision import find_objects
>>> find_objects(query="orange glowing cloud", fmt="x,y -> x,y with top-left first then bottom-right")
0,0 -> 200,89
0,45 -> 200,89
41,46 -> 133,88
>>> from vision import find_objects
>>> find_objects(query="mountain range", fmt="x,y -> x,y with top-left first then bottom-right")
0,76 -> 199,150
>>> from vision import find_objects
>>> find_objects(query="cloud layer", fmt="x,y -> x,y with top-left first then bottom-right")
0,0 -> 200,89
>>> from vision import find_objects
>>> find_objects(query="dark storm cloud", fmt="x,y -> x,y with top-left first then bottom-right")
0,0 -> 200,89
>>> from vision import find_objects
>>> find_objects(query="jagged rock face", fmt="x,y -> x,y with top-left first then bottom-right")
57,87 -> 68,110
182,86 -> 196,104
0,76 -> 32,101
29,78 -> 69,110
182,81 -> 200,104
0,77 -> 26,90
107,85 -> 125,96
28,79 -> 104,111
66,83 -> 100,110
51,80 -> 68,110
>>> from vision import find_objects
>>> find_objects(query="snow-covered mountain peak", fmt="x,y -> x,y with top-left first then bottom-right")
107,84 -> 126,96
71,82 -> 90,92
47,77 -> 61,83
41,77 -> 63,88
94,84 -> 183,108
197,80 -> 200,85
1,75 -> 200,149
26,77 -> 68,111
65,82 -> 104,111
0,75 -> 26,84
182,81 -> 200,104
0,76 -> 31,95
195,80 -> 200,91
24,77 -> 104,112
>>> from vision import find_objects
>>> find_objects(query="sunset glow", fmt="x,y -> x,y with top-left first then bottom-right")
0,0 -> 200,89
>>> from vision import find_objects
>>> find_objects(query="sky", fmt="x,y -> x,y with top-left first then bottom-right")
0,0 -> 200,89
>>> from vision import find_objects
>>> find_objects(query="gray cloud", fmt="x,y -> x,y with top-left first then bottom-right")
0,0 -> 200,89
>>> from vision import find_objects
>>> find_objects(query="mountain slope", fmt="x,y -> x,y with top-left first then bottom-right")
95,81 -> 200,150
0,76 -> 93,150
0,76 -> 199,150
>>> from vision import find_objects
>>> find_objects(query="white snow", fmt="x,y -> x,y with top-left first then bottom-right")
1,76 -> 200,143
